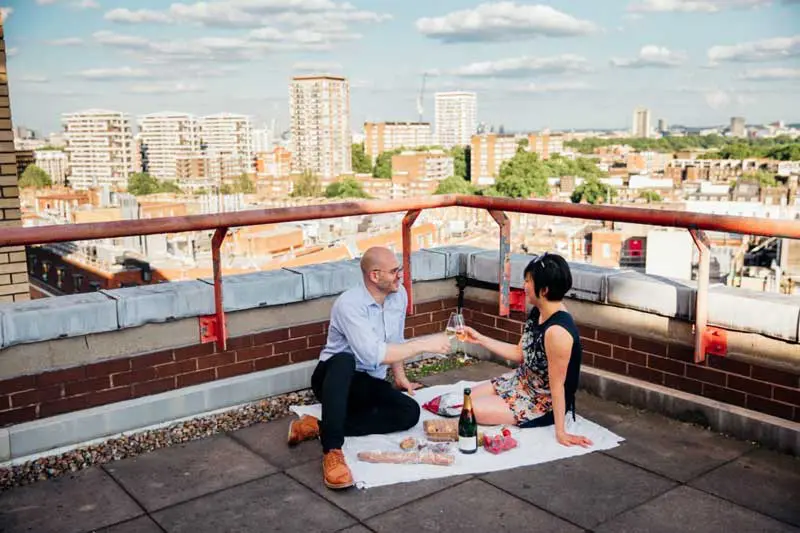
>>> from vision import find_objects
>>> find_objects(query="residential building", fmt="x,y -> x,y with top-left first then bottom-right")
528,133 -> 565,160
471,134 -> 518,186
199,113 -> 254,175
632,107 -> 651,138
62,110 -> 135,190
627,151 -> 674,174
15,150 -> 34,178
138,113 -> 199,180
435,92 -> 477,149
175,153 -> 248,191
666,158 -> 762,184
35,150 -> 69,185
290,75 -> 352,178
657,119 -> 668,134
255,146 -> 292,178
730,116 -> 746,138
364,122 -> 432,161
391,150 -> 454,183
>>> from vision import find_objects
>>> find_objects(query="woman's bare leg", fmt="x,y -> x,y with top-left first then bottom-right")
468,381 -> 496,398
473,394 -> 517,426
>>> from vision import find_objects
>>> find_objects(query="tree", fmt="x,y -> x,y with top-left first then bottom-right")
18,164 -> 52,188
351,143 -> 372,174
517,138 -> 529,150
450,146 -> 468,179
127,172 -> 161,195
233,174 -> 255,194
373,150 -> 395,179
159,181 -> 183,194
639,190 -> 663,203
493,150 -> 550,198
291,170 -> 322,197
739,170 -> 777,188
325,177 -> 370,199
220,183 -> 234,195
571,176 -> 617,204
434,175 -> 475,195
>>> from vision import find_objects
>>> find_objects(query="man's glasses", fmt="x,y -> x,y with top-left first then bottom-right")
373,266 -> 403,276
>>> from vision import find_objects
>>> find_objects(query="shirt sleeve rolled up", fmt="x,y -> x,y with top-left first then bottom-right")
333,300 -> 387,370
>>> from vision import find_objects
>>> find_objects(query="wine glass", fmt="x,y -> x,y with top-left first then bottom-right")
446,312 -> 466,355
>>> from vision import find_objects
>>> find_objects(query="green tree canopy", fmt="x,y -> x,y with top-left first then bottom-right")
571,176 -> 617,204
565,135 -> 800,160
450,146 -> 469,180
372,150 -> 398,179
127,172 -> 183,195
233,174 -> 255,194
351,143 -> 372,174
639,190 -> 663,203
434,175 -> 476,195
738,170 -> 777,188
491,150 -> 550,198
19,164 -> 52,188
291,170 -> 322,197
325,177 -> 370,199
159,181 -> 183,194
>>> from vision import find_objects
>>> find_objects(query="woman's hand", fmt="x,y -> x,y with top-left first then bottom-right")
462,326 -> 484,345
556,430 -> 593,448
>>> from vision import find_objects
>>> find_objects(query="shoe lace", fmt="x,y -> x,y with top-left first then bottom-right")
326,450 -> 347,469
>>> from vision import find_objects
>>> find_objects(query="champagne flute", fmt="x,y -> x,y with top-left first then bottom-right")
446,312 -> 466,355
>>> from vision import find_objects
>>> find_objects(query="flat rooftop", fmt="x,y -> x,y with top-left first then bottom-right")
1,362 -> 797,533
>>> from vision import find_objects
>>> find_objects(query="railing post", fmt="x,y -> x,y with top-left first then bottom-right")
488,210 -> 511,317
690,229 -> 710,364
212,227 -> 229,351
402,210 -> 421,315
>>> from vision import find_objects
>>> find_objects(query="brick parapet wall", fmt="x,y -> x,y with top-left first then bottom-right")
0,298 -> 459,427
0,20 -> 29,304
462,298 -> 800,423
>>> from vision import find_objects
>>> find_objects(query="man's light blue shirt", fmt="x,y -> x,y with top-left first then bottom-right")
319,282 -> 407,379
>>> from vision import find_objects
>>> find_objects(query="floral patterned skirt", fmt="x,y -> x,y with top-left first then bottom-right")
491,369 -> 552,426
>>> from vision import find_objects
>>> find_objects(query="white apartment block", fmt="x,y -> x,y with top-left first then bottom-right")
632,107 -> 651,138
138,113 -> 199,181
364,122 -> 432,162
435,92 -> 477,149
199,113 -> 254,175
34,150 -> 69,186
290,75 -> 352,178
62,109 -> 135,190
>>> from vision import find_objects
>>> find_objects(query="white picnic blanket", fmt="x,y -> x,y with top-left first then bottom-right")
290,380 -> 624,489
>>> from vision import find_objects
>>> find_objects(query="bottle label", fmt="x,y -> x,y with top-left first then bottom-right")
459,435 -> 477,452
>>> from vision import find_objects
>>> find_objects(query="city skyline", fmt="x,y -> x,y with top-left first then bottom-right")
3,0 -> 800,135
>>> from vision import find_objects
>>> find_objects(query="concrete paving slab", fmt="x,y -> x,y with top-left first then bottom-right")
604,410 -> 753,482
103,434 -> 278,512
595,486 -> 798,533
481,453 -> 676,529
689,448 -> 800,527
94,516 -> 164,533
0,467 -> 142,533
230,415 -> 323,470
575,390 -> 643,428
286,458 -> 473,520
336,526 -> 373,533
365,478 -> 583,533
152,473 -> 357,533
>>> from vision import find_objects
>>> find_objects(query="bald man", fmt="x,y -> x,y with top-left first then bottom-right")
287,246 -> 451,489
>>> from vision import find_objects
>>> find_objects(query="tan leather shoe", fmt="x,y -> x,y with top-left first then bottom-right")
287,415 -> 319,446
322,449 -> 354,490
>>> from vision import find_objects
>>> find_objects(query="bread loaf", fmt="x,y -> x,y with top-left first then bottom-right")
357,450 -> 455,466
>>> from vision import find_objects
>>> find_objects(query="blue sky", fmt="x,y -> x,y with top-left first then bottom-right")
3,0 -> 799,135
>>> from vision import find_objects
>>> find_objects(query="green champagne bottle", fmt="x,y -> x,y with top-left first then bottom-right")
458,387 -> 478,454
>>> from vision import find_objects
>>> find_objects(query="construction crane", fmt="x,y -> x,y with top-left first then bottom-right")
416,73 -> 428,123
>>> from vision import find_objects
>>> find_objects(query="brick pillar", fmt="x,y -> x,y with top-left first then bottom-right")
0,16 -> 29,303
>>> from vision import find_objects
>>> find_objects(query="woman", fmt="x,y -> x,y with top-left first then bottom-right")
463,253 -> 593,448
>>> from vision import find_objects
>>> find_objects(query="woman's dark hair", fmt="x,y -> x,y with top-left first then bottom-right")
524,252 -> 572,301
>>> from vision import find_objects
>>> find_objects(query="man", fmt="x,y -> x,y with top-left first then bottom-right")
287,246 -> 451,489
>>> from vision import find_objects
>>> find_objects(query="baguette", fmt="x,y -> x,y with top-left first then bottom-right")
357,450 -> 455,466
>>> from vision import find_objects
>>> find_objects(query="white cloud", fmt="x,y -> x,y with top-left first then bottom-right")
510,81 -> 590,93
105,8 -> 172,23
46,37 -> 84,46
77,66 -> 151,80
36,0 -> 59,4
74,0 -> 99,9
127,82 -> 204,94
739,67 -> 800,80
19,75 -> 49,83
611,45 -> 686,68
704,89 -> 757,110
0,7 -> 13,22
629,0 -> 770,12
292,61 -> 343,71
708,35 -> 800,63
450,54 -> 590,77
93,30 -> 150,49
6,47 -> 17,57
416,2 -> 598,43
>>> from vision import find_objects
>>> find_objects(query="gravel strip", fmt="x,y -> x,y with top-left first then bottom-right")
0,354 -> 475,492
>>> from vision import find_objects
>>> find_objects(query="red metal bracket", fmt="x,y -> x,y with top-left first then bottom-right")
199,315 -> 221,344
704,327 -> 728,357
509,289 -> 527,312
488,210 -> 511,317
402,209 -> 421,315
211,227 -> 229,350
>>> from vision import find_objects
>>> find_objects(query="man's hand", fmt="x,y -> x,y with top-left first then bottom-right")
556,430 -> 593,448
395,378 -> 423,396
462,326 -> 484,345
421,333 -> 452,354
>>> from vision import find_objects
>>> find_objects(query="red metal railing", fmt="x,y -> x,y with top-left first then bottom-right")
3,195 -> 799,361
